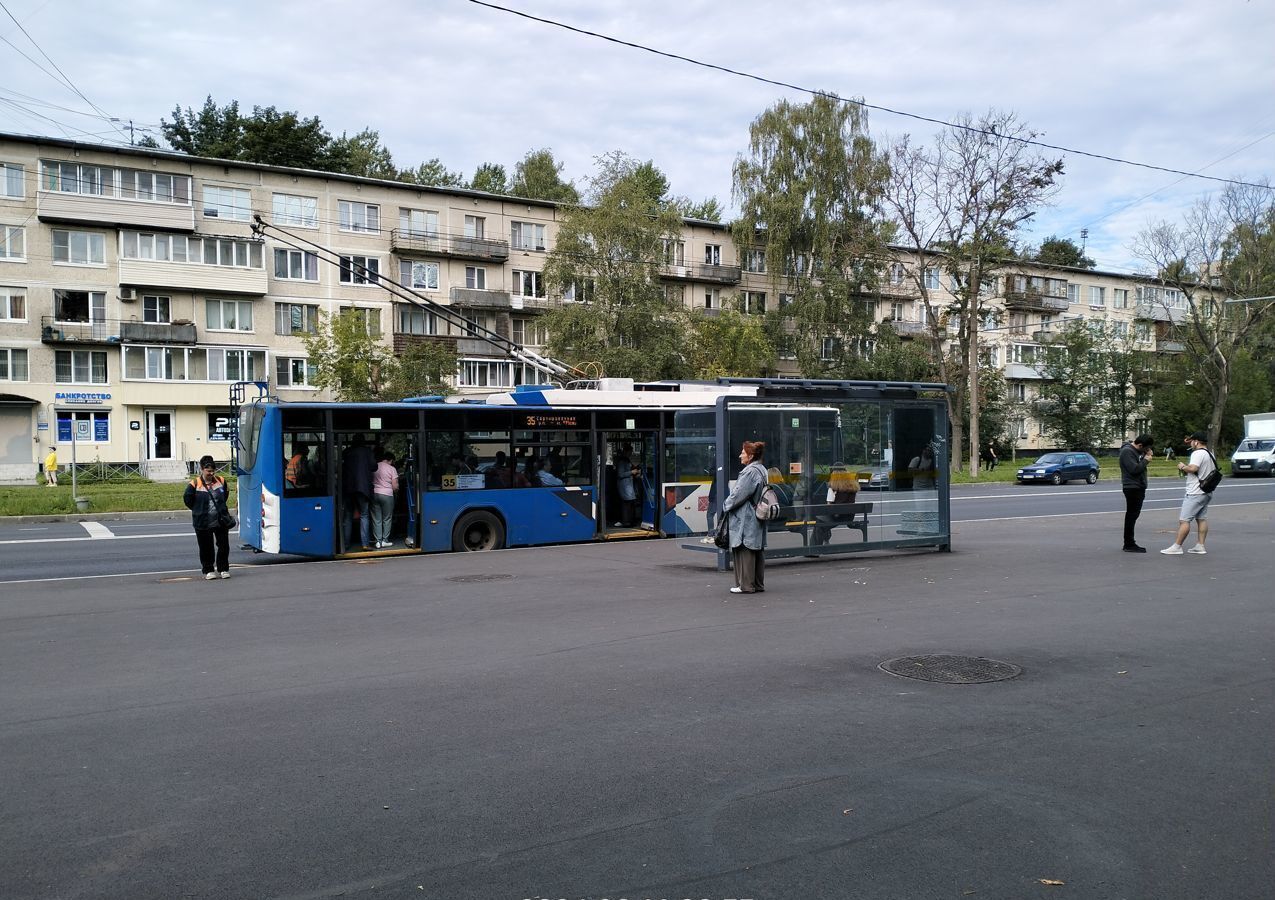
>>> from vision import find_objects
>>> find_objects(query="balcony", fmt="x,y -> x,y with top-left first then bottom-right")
391,229 -> 510,263
1157,339 -> 1186,353
888,319 -> 947,338
1033,329 -> 1064,344
391,333 -> 505,357
119,259 -> 268,295
120,320 -> 198,344
1134,301 -> 1185,323
449,287 -> 514,309
658,263 -> 742,284
1004,362 -> 1045,380
1004,290 -> 1069,312
38,191 -> 195,231
41,316 -> 118,345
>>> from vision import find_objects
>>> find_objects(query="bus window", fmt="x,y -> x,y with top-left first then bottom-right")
284,431 -> 326,495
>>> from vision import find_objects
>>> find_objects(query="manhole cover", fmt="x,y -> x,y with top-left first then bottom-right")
446,573 -> 514,584
879,655 -> 1022,684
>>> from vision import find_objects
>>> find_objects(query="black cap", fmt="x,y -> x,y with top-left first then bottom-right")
1189,431 -> 1209,443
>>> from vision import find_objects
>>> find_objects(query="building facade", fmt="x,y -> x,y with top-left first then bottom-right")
0,133 -> 1183,481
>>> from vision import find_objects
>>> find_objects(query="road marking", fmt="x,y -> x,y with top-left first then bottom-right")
81,521 -> 113,539
0,530 -> 234,546
0,567 -> 209,586
955,483 -> 1275,501
954,498 -> 1275,524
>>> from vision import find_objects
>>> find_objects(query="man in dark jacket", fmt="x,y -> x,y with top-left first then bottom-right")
341,435 -> 377,551
1119,434 -> 1154,552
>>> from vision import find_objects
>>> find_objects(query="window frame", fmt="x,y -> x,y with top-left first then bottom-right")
271,192 -> 319,229
400,259 -> 440,291
0,286 -> 26,321
0,346 -> 29,381
202,184 -> 252,221
51,229 -> 106,266
142,294 -> 172,324
275,302 -> 319,336
275,356 -> 319,389
0,224 -> 25,261
55,349 -> 108,384
1,162 -> 24,199
205,297 -> 255,333
339,254 -> 382,285
274,248 -> 320,282
338,200 -> 381,234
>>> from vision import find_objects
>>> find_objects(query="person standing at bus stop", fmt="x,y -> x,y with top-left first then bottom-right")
722,440 -> 768,594
1119,434 -> 1154,552
184,455 -> 232,580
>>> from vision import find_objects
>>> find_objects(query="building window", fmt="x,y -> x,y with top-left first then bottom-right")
1113,288 -> 1128,309
1016,417 -> 1028,439
56,410 -> 110,443
1112,320 -> 1128,338
1010,344 -> 1039,365
400,260 -> 439,291
704,244 -> 722,266
52,229 -> 105,266
1039,314 -> 1053,332
207,348 -> 265,381
987,345 -> 1000,367
397,305 -> 440,336
1012,383 -> 1027,401
0,347 -> 28,381
200,237 -> 262,268
465,266 -> 486,290
1,162 -> 24,198
206,298 -> 254,332
889,263 -> 905,285
118,169 -> 190,204
0,287 -> 25,320
275,302 -> 319,335
341,307 -> 381,337
274,248 -> 319,281
458,359 -> 550,389
890,301 -> 905,321
1,225 -> 24,260
1135,322 -> 1151,342
339,200 -> 380,234
1068,284 -> 1081,304
743,249 -> 766,274
510,221 -> 546,251
55,349 -> 108,384
339,255 -> 381,285
663,240 -> 686,266
42,161 -> 109,195
276,357 -> 318,388
272,193 -> 318,228
743,291 -> 766,315
464,215 -> 484,239
202,185 -> 251,221
512,270 -> 545,298
512,317 -> 548,347
820,336 -> 842,360
142,295 -> 171,324
705,288 -> 721,309
400,208 -> 439,237
563,279 -> 595,303
54,290 -> 105,324
923,267 -> 940,291
1089,286 -> 1105,307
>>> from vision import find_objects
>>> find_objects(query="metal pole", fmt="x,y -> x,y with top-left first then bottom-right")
70,423 -> 77,500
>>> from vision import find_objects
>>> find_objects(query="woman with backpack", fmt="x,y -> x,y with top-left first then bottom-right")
721,440 -> 769,594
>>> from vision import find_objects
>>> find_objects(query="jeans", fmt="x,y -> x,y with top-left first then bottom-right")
344,493 -> 371,549
1122,487 -> 1145,546
196,527 -> 230,574
371,493 -> 394,545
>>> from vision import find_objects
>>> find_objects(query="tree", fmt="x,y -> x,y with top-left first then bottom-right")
469,162 -> 509,194
541,152 -> 690,380
326,128 -> 397,179
160,96 -> 246,160
732,93 -> 892,378
883,110 -> 1064,474
398,158 -> 465,188
1131,180 -> 1275,447
684,306 -> 776,378
239,105 -> 331,169
673,196 -> 724,223
1029,235 -> 1095,269
510,149 -> 579,203
1031,320 -> 1110,450
1152,350 -> 1272,451
300,311 -> 455,401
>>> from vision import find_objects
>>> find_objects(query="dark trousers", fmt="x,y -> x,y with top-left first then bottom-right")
732,545 -> 765,592
196,527 -> 230,574
1122,488 -> 1146,547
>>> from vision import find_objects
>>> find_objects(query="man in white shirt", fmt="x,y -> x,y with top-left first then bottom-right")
1161,431 -> 1215,555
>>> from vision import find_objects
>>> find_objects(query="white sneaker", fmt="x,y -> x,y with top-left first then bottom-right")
204,572 -> 217,580
1160,545 -> 1184,555
1187,546 -> 1207,554
219,570 -> 231,578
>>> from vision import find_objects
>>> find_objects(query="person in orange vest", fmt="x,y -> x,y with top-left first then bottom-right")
184,455 -> 233,580
285,443 -> 312,489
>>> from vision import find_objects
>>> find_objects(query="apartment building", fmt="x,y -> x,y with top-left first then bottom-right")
0,133 -> 1182,481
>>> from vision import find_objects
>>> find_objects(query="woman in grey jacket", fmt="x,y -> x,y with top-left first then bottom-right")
722,440 -> 769,594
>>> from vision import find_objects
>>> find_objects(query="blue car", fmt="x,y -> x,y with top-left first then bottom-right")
1016,452 -> 1101,485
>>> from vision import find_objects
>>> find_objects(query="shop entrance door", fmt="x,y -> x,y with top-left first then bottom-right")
146,409 -> 174,459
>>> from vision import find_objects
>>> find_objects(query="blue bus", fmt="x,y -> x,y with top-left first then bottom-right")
234,380 -> 770,557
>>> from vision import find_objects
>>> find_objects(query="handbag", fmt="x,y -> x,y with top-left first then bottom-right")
713,513 -> 731,550
218,509 -> 237,530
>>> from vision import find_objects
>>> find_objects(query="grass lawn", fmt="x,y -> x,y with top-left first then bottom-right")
950,456 -> 1181,485
0,480 -> 237,517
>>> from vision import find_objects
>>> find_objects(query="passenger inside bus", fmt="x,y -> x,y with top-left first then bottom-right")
285,443 -> 313,490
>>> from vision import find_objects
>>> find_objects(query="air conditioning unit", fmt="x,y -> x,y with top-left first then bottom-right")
119,287 -> 138,302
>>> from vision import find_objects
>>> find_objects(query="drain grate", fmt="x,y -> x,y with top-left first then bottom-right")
879,654 -> 1022,684
446,573 -> 514,584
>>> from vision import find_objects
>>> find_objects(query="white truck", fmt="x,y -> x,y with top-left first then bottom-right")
1230,412 -> 1275,477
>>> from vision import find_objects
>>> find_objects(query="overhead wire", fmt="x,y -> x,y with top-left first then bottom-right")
465,0 -> 1273,193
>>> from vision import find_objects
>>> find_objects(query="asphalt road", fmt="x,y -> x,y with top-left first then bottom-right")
1,480 -> 1273,899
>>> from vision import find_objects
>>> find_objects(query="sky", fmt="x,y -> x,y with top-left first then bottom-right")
1,0 -> 1272,273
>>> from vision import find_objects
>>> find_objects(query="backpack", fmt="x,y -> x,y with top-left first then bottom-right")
754,482 -> 784,521
1199,450 -> 1223,494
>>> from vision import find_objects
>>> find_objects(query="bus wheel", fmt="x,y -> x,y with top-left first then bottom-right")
452,510 -> 505,552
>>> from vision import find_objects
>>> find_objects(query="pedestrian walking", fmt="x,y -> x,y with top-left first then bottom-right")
1161,431 -> 1216,555
184,455 -> 233,580
1118,434 -> 1154,552
43,446 -> 58,486
984,442 -> 998,471
721,440 -> 769,594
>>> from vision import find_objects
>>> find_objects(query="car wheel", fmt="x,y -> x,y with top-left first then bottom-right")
1051,473 -> 1063,485
451,510 -> 505,552
1086,471 -> 1098,484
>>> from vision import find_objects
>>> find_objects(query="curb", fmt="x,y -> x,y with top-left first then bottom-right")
2,510 -> 188,525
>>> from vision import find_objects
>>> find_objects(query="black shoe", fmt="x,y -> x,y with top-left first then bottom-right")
1123,544 -> 1147,553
